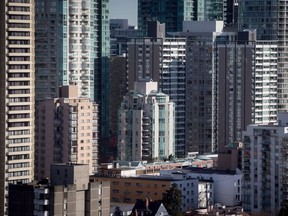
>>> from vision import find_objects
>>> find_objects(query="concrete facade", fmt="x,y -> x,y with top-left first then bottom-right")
8,164 -> 110,216
0,0 -> 35,214
214,30 -> 277,151
118,81 -> 175,161
92,173 -> 212,212
242,113 -> 288,213
126,38 -> 163,91
36,86 -> 98,180
183,22 -> 224,154
126,26 -> 187,157
238,0 -> 288,111
161,168 -> 242,207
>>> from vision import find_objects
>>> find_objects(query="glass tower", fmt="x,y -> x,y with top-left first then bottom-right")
138,0 -> 194,35
193,0 -> 224,21
35,0 -> 99,100
35,0 -> 110,158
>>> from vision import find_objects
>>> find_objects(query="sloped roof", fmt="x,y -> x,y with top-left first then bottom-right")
130,199 -> 169,216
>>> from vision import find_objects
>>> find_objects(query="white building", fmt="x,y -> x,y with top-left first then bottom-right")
161,168 -> 242,207
118,81 -> 175,162
139,174 -> 213,212
242,112 -> 288,213
254,41 -> 278,123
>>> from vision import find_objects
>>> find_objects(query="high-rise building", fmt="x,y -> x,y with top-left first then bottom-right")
109,19 -> 138,56
138,0 -> 194,35
180,21 -> 277,154
193,0 -> 224,21
126,37 -> 163,90
138,0 -> 237,36
0,0 -> 35,214
193,0 -> 238,25
214,30 -> 277,151
162,38 -> 186,157
9,164 -> 110,216
242,112 -> 288,213
126,21 -> 186,157
118,81 -> 175,161
35,0 -> 110,160
238,0 -> 288,111
35,86 -> 98,180
181,21 -> 224,154
96,0 -> 110,141
35,0 -> 96,99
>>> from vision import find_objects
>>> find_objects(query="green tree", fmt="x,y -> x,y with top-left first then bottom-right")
162,183 -> 182,216
168,154 -> 174,161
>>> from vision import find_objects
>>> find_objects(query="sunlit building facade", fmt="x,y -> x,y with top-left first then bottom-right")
118,81 -> 175,161
0,0 -> 35,214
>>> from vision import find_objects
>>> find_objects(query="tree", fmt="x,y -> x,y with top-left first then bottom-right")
162,183 -> 182,216
113,206 -> 122,216
168,154 -> 174,161
278,202 -> 288,216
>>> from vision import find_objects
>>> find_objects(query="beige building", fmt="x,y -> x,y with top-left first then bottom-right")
91,175 -> 173,205
92,173 -> 213,212
0,0 -> 35,214
36,86 -> 98,180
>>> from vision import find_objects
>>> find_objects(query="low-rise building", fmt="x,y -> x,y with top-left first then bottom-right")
91,173 -> 213,212
161,168 -> 242,207
9,164 -> 110,216
130,199 -> 169,216
218,142 -> 242,171
98,158 -> 214,177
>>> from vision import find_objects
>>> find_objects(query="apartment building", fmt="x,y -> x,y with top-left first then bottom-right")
126,21 -> 187,157
9,164 -> 110,216
162,37 -> 186,157
126,37 -> 163,91
181,21 -> 224,154
109,19 -> 138,56
214,30 -> 277,151
35,0 -> 110,150
35,86 -> 98,180
242,112 -> 288,213
0,0 -> 35,214
161,167 -> 242,207
238,0 -> 288,111
118,81 -> 175,161
92,174 -> 213,212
